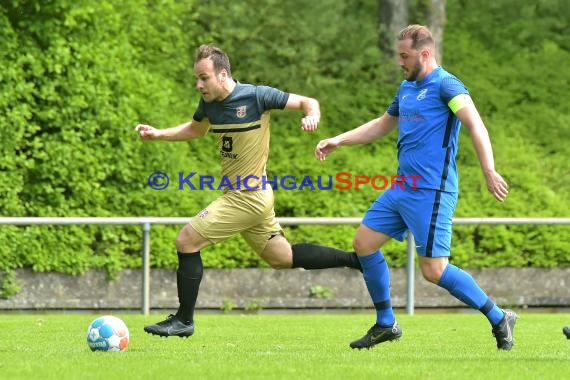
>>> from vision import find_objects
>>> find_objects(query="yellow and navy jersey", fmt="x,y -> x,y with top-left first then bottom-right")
193,81 -> 289,190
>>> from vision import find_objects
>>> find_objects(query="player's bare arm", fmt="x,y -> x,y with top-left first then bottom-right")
285,93 -> 320,132
454,95 -> 509,202
314,112 -> 398,161
135,119 -> 210,141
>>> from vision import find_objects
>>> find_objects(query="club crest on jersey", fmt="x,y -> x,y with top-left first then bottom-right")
236,105 -> 247,118
417,89 -> 428,101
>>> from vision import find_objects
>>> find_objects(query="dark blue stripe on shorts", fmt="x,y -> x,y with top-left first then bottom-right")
426,191 -> 442,257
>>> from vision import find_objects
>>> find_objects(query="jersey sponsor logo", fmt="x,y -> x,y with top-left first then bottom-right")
197,208 -> 209,219
220,136 -> 238,158
222,136 -> 233,152
399,111 -> 425,122
236,105 -> 247,118
417,88 -> 428,101
220,151 -> 238,159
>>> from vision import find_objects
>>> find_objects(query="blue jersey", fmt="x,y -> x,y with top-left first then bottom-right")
387,67 -> 468,192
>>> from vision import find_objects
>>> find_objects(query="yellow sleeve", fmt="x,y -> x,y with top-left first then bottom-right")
448,94 -> 470,114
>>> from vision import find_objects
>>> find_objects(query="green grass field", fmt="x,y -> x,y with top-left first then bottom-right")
1,312 -> 569,380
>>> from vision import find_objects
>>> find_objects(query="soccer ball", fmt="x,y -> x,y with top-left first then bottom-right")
86,315 -> 130,352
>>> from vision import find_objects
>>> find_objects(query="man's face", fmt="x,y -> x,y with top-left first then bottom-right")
397,38 -> 423,81
194,58 -> 225,102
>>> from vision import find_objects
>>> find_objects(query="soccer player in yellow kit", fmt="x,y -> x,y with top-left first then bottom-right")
135,44 -> 360,338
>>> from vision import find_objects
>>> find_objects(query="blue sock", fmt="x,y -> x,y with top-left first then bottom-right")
438,263 -> 505,326
358,250 -> 395,327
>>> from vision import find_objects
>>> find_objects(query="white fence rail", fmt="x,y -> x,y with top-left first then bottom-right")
1,217 -> 569,315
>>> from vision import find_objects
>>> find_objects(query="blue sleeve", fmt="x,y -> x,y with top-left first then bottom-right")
440,76 -> 469,103
386,94 -> 399,116
192,98 -> 206,121
256,86 -> 290,111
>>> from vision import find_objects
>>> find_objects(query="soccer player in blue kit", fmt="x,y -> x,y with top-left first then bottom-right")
315,25 -> 518,350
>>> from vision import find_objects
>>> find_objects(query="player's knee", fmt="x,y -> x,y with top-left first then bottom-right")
263,250 -> 292,269
267,259 -> 290,270
419,257 -> 448,283
420,266 -> 443,284
175,236 -> 187,252
421,271 -> 440,284
352,236 -> 373,255
261,238 -> 293,269
175,226 -> 201,252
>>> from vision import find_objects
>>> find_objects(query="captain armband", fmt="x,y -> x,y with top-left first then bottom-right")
448,94 -> 470,114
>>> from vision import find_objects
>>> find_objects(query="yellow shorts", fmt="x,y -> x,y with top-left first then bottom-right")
190,188 -> 283,254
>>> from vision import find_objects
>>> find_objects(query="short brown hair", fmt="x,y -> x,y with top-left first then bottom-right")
398,25 -> 434,50
195,44 -> 232,77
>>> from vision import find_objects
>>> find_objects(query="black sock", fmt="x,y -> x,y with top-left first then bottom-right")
175,251 -> 203,324
291,243 -> 362,271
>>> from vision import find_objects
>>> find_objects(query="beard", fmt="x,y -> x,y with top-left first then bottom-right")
404,63 -> 422,81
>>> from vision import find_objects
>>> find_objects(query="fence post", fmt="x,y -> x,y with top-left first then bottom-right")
406,232 -> 415,315
142,222 -> 151,315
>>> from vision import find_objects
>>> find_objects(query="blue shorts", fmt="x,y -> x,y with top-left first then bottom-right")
362,187 -> 458,257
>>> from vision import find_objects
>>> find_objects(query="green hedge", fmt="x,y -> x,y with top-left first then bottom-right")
0,0 -> 568,288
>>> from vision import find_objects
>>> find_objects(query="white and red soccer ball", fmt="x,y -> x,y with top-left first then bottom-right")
86,315 -> 129,352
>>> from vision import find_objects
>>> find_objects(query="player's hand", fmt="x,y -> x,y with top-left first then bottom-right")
315,137 -> 340,161
485,170 -> 509,202
134,124 -> 162,140
301,115 -> 319,132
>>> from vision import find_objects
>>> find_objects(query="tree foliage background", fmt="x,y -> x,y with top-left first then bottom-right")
0,0 -> 568,285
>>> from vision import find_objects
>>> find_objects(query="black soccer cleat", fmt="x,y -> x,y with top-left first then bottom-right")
350,322 -> 402,349
491,309 -> 518,350
144,314 -> 195,338
563,326 -> 570,339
